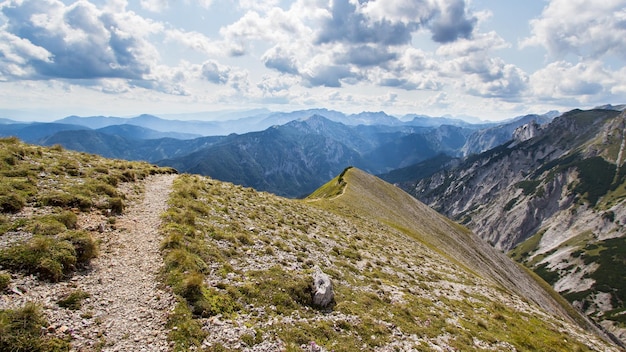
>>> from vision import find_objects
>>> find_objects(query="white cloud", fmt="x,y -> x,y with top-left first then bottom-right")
436,31 -> 509,57
529,60 -> 613,101
0,0 -> 162,80
140,0 -> 167,12
521,0 -> 626,60
164,29 -> 221,56
237,0 -> 279,12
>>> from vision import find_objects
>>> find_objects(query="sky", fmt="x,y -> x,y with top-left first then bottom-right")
0,0 -> 625,121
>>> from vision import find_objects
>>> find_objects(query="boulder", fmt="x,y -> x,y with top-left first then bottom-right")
312,266 -> 334,308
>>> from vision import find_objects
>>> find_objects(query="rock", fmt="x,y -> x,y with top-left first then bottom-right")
312,266 -> 334,308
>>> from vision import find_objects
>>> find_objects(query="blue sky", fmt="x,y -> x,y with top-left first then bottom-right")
0,0 -> 625,121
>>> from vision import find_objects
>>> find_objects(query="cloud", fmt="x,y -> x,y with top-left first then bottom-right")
200,59 -> 249,92
0,0 -> 160,80
436,31 -> 509,57
140,0 -> 214,12
529,60 -> 611,100
237,0 -> 280,12
219,8 -> 307,56
164,29 -> 221,56
315,0 -> 414,46
436,32 -> 527,98
140,0 -> 168,12
521,0 -> 626,60
337,45 -> 398,67
201,60 -> 231,84
429,0 -> 476,43
262,47 -> 299,74
302,64 -> 355,87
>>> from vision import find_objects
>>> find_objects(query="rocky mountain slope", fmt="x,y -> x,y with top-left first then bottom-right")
402,108 -> 626,345
0,139 -> 619,351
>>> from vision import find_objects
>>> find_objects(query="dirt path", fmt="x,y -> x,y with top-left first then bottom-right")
1,174 -> 178,351
84,174 -> 177,351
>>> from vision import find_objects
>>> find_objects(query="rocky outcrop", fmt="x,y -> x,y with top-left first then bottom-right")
512,120 -> 541,144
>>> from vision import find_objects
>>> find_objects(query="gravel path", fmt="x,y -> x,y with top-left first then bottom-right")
1,174 -> 178,351
86,174 -> 177,351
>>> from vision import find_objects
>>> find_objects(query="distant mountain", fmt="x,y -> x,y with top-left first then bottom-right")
39,130 -> 224,162
0,122 -> 89,143
56,114 -> 225,136
402,114 -> 482,127
378,153 -> 459,184
157,115 -> 477,197
398,108 -> 626,344
158,119 -> 371,198
96,125 -> 201,140
460,112 -> 558,156
0,118 -> 20,124
53,109 -> 494,136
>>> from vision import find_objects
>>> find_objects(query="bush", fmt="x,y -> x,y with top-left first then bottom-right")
0,194 -> 25,213
60,231 -> 98,265
30,218 -> 67,236
167,300 -> 207,351
0,232 -> 96,282
0,302 -> 71,351
193,287 -> 241,317
40,192 -> 93,211
53,211 -> 78,230
165,249 -> 208,274
108,197 -> 125,215
0,273 -> 10,291
57,289 -> 90,310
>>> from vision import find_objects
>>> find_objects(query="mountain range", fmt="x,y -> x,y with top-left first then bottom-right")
0,109 -> 555,197
396,108 -> 626,344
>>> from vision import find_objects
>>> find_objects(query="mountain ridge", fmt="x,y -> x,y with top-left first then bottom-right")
401,108 -> 626,345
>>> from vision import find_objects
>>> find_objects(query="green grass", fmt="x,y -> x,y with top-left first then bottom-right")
0,302 -> 71,351
0,272 -> 10,291
156,171 -> 610,351
509,229 -> 546,263
57,289 -> 90,310
306,166 -> 351,199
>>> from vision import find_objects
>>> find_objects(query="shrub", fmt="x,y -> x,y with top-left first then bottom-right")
0,232 -> 96,282
40,192 -> 93,211
30,218 -> 67,236
0,236 -> 76,281
57,289 -> 90,310
193,287 -> 241,317
0,273 -> 10,291
167,299 -> 207,351
108,197 -> 125,215
60,231 -> 98,265
165,249 -> 208,274
53,211 -> 78,230
0,302 -> 71,351
0,194 -> 25,213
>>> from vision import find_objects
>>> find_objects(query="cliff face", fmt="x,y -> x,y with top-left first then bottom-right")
404,109 -> 626,345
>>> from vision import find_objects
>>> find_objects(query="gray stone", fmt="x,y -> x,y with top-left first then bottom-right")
312,266 -> 334,308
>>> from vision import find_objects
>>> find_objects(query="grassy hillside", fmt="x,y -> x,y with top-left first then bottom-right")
0,137 -> 176,351
161,168 -> 614,351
